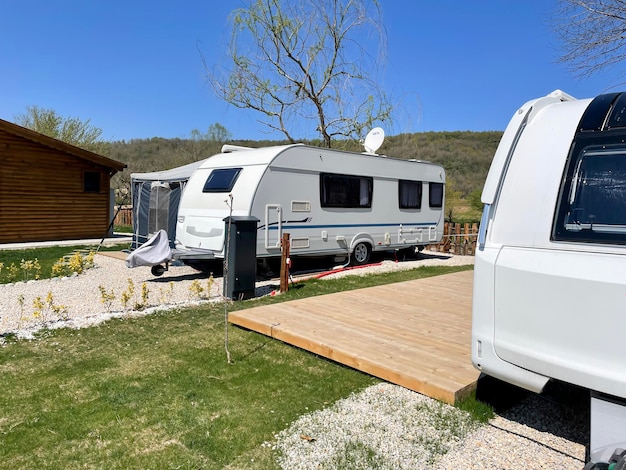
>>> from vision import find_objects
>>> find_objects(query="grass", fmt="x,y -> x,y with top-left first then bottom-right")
267,264 -> 474,303
0,243 -> 130,284
0,263 -> 490,468
114,224 -> 133,234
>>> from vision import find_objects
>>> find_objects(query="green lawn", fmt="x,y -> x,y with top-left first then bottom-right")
0,309 -> 377,468
0,264 -> 488,468
0,243 -> 129,284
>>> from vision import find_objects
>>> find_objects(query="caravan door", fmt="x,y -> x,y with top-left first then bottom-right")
264,204 -> 282,251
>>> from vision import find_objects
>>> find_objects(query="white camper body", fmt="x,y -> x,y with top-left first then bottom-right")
473,90 -> 626,462
173,143 -> 445,265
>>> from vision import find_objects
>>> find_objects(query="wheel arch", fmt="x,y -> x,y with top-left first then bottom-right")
349,233 -> 375,254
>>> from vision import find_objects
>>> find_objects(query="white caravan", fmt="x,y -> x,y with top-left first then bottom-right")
472,89 -> 626,463
172,142 -> 445,268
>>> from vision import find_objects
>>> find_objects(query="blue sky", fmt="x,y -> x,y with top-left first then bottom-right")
1,1 -> 622,142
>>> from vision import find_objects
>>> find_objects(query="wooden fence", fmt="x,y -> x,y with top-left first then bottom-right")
113,206 -> 133,226
427,222 -> 478,256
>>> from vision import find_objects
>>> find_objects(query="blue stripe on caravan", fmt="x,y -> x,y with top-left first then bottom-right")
264,222 -> 439,230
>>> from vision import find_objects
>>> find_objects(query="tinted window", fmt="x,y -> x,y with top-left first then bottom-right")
554,146 -> 626,244
399,180 -> 422,209
429,182 -> 444,208
203,168 -> 242,193
320,173 -> 373,208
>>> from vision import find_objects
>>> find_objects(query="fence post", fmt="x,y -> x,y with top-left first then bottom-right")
443,222 -> 451,253
280,233 -> 290,293
471,223 -> 478,255
463,222 -> 470,255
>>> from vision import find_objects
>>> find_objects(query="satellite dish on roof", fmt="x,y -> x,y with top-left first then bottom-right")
362,127 -> 385,154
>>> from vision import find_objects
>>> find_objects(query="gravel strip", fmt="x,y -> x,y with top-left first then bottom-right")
0,251 -> 473,338
0,255 -> 220,337
270,383 -> 586,469
270,382 -> 479,469
435,392 -> 587,469
0,251 -> 588,468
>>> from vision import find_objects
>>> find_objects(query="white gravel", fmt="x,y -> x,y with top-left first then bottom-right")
0,250 -> 588,468
0,251 -> 473,338
270,382 -> 587,469
270,382 -> 480,469
0,254 -> 225,337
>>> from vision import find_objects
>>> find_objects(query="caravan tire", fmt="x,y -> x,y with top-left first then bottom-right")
151,264 -> 166,277
352,242 -> 371,266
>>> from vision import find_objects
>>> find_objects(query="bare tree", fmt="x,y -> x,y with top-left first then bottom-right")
207,0 -> 392,147
15,105 -> 104,152
554,0 -> 626,79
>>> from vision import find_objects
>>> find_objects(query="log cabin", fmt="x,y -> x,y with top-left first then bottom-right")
0,118 -> 126,243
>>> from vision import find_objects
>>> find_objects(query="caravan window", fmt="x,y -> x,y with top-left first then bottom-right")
399,180 -> 422,209
554,146 -> 626,244
202,168 -> 242,193
320,173 -> 373,208
429,182 -> 444,208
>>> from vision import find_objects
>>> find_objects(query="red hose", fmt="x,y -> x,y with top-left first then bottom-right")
312,261 -> 383,279
269,261 -> 385,295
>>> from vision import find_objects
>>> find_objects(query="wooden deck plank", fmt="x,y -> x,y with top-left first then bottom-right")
229,270 -> 478,404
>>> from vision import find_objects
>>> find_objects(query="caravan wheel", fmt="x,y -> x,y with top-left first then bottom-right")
151,264 -> 166,277
352,242 -> 371,266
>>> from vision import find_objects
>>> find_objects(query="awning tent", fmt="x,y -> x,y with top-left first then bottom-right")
130,159 -> 208,249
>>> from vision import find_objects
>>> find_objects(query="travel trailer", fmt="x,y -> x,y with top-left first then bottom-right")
166,137 -> 446,270
472,89 -> 626,464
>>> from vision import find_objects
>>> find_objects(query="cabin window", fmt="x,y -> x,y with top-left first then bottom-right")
84,171 -> 101,193
399,180 -> 422,209
429,182 -> 444,208
553,146 -> 626,244
202,168 -> 242,192
320,173 -> 373,208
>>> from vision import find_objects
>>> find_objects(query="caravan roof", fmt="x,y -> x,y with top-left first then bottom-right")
131,158 -> 209,183
195,143 -> 304,169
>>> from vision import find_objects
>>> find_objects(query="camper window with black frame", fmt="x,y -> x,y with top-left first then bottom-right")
320,173 -> 373,208
399,180 -> 422,209
202,168 -> 242,193
554,145 -> 626,244
429,182 -> 444,208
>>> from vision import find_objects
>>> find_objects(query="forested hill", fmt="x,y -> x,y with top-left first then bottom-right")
107,131 -> 502,201
383,131 -> 501,196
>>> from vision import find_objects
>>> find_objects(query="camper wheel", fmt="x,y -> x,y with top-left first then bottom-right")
352,242 -> 371,266
151,264 -> 166,277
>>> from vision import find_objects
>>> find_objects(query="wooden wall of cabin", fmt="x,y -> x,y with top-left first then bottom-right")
0,129 -> 113,243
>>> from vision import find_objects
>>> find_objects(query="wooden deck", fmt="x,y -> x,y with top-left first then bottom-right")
229,270 -> 478,404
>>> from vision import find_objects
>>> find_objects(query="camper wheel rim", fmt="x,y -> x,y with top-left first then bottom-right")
353,242 -> 371,265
